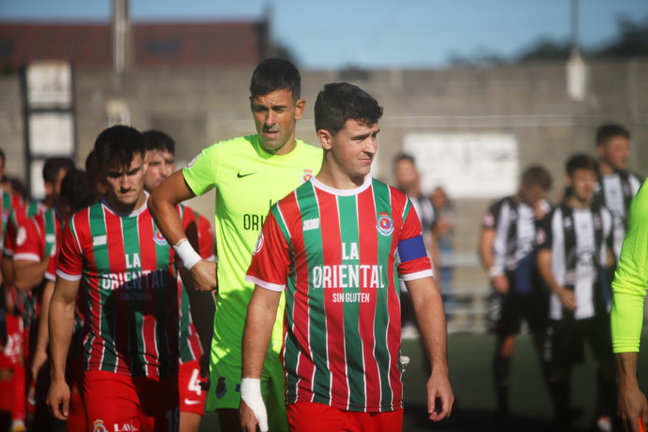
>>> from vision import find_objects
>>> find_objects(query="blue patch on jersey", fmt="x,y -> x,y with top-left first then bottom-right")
397,235 -> 426,263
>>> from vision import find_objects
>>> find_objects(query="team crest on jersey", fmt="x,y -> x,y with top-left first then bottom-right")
253,233 -> 264,255
302,168 -> 314,183
215,376 -> 227,399
593,213 -> 602,230
376,212 -> 394,236
16,226 -> 27,247
153,228 -> 168,246
92,419 -> 107,432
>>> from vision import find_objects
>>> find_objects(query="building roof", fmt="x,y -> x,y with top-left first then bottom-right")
0,20 -> 268,68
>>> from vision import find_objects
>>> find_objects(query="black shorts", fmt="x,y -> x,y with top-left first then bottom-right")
488,289 -> 548,336
546,316 -> 613,370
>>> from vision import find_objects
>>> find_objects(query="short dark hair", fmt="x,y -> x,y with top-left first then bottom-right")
521,164 -> 552,190
42,157 -> 75,184
143,129 -> 175,155
250,58 -> 301,100
94,125 -> 145,171
314,83 -> 383,135
566,153 -> 599,176
596,123 -> 630,146
60,168 -> 93,212
393,152 -> 416,166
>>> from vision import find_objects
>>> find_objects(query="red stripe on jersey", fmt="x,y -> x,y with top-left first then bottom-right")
314,187 -> 349,408
73,209 -> 104,371
137,213 -> 159,377
357,187 -> 381,409
104,208 -> 128,374
278,194 -> 315,401
386,189 -> 405,400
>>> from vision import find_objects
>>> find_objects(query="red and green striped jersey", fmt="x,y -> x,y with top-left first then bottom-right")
0,190 -> 22,253
247,176 -> 433,412
57,197 -> 200,378
3,200 -> 45,258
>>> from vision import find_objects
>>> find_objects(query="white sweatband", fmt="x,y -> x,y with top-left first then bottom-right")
488,266 -> 504,278
173,238 -> 202,271
240,377 -> 268,432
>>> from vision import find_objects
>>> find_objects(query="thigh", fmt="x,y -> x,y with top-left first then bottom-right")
348,409 -> 404,432
287,402 -> 354,432
496,292 -> 523,336
548,319 -> 584,372
135,376 -> 179,432
178,360 -> 206,416
84,371 -> 140,432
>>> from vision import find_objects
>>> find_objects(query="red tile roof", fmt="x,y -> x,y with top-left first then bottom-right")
0,20 -> 267,68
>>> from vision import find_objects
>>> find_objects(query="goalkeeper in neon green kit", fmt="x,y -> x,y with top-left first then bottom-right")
611,178 -> 648,432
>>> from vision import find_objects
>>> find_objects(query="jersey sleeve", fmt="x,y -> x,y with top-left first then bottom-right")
56,217 -> 83,281
13,217 -> 43,263
3,211 -> 21,258
611,180 -> 648,353
481,200 -> 501,229
182,144 -> 221,197
246,211 -> 291,292
397,198 -> 434,281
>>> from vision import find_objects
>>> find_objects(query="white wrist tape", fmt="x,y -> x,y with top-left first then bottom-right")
240,377 -> 268,432
173,238 -> 202,271
488,267 -> 504,278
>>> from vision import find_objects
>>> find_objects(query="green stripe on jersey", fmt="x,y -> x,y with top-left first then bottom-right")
372,180 -> 395,407
338,194 -> 365,409
87,205 -> 114,372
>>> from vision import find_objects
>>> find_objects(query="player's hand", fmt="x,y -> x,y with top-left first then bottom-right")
492,275 -> 509,294
240,400 -> 264,432
558,288 -> 577,311
618,380 -> 648,432
47,378 -> 70,420
426,369 -> 454,422
30,348 -> 48,382
189,260 -> 217,292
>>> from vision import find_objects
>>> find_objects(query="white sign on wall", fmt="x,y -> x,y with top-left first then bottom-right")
403,133 -> 519,199
26,61 -> 72,107
29,113 -> 75,155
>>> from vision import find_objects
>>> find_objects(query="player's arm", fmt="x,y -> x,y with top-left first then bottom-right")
611,182 -> 648,431
478,226 -> 508,294
149,171 -> 215,291
47,276 -> 81,420
406,276 -> 454,421
240,286 -> 281,432
537,249 -> 576,311
13,257 -> 49,292
31,279 -> 54,381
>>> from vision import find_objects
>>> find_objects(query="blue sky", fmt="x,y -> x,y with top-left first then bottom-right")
1,0 -> 647,69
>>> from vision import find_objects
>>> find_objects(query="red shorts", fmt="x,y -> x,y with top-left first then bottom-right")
286,402 -> 403,432
83,370 -> 179,432
0,314 -> 24,367
178,360 -> 206,415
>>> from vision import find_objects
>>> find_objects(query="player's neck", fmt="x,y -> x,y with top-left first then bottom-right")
565,195 -> 591,210
316,165 -> 366,190
105,192 -> 148,215
598,160 -> 616,175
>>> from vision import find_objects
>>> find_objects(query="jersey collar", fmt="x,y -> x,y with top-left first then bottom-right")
310,175 -> 372,197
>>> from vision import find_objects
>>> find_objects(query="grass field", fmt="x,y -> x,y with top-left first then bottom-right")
200,333 -> 648,432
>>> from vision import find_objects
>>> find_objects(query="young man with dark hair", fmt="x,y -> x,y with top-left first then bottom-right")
594,122 -> 643,258
240,83 -> 453,432
478,164 -> 552,424
149,58 -> 322,431
537,154 -> 618,431
143,130 -> 176,192
47,125 -> 202,432
392,153 -> 439,338
143,128 -> 214,432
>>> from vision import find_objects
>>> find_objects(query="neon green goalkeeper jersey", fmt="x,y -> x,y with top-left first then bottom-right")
611,178 -> 648,353
183,134 -> 322,357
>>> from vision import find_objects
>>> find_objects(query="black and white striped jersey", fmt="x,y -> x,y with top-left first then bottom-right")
537,203 -> 615,320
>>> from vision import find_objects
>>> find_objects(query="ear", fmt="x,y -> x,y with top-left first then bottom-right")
317,129 -> 333,150
294,99 -> 306,120
565,175 -> 573,187
596,144 -> 605,159
44,181 -> 54,197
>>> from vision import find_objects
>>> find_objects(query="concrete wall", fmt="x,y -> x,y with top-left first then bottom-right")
1,59 -> 647,260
